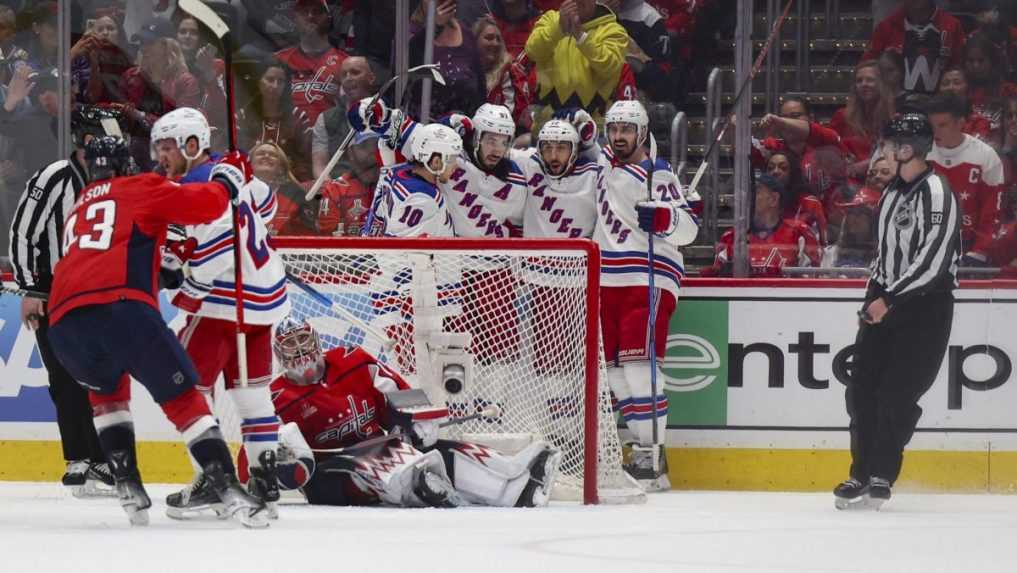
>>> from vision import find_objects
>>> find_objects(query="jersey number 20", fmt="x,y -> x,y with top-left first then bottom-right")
63,200 -> 116,252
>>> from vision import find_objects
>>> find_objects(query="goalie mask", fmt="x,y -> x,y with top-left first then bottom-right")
273,318 -> 326,386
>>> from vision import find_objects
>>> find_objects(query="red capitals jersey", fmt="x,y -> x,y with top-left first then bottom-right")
270,347 -> 410,458
785,193 -> 828,246
927,135 -> 1006,255
275,46 -> 347,127
863,7 -> 965,94
703,219 -> 821,278
48,174 -> 228,324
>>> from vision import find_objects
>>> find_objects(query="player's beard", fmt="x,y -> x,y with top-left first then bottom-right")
610,139 -> 636,162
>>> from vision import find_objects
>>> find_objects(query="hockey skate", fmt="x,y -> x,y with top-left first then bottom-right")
247,450 -> 281,519
414,468 -> 463,508
107,450 -> 152,526
72,462 -> 117,498
203,461 -> 270,529
626,444 -> 671,492
61,460 -> 89,493
516,447 -> 562,507
166,473 -> 227,520
867,477 -> 892,510
833,477 -> 870,510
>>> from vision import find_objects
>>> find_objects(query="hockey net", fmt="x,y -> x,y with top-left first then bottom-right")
265,237 -> 644,505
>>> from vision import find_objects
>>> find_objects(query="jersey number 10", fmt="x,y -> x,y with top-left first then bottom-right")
63,200 -> 116,252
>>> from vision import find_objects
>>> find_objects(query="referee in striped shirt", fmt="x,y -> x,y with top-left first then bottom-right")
6,108 -> 113,492
834,110 -> 960,510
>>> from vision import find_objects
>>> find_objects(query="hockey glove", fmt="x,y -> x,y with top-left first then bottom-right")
553,107 -> 597,149
349,97 -> 393,135
440,113 -> 474,140
385,389 -> 448,449
216,150 -> 253,184
211,157 -> 250,201
636,200 -> 676,235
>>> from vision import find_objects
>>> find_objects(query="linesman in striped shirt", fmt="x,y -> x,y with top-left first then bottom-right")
6,107 -> 122,495
834,111 -> 960,511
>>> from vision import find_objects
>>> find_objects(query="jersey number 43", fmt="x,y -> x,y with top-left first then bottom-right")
63,200 -> 116,252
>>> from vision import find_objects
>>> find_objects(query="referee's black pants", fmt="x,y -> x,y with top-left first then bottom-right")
36,316 -> 104,463
846,291 -> 953,485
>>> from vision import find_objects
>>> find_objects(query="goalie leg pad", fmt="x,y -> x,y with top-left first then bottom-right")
619,361 -> 667,446
438,440 -> 560,507
345,439 -> 452,507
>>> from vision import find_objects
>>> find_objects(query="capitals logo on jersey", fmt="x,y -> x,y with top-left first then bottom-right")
314,395 -> 377,444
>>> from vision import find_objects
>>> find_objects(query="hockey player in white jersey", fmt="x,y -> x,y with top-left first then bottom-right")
520,119 -> 602,239
563,100 -> 699,491
151,108 -> 289,519
348,100 -> 460,237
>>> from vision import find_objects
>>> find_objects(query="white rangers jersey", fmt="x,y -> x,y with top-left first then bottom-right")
519,152 -> 602,239
369,163 -> 455,237
444,158 -> 527,237
183,176 -> 290,324
594,147 -> 699,300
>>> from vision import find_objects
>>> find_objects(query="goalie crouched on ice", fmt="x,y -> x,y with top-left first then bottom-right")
240,319 -> 563,508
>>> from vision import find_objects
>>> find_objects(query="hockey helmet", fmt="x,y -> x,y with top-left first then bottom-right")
472,103 -> 514,142
273,318 -> 326,386
150,107 -> 212,162
605,99 -> 649,147
882,111 -> 933,157
412,123 -> 463,176
84,135 -> 135,181
71,105 -> 125,148
537,119 -> 579,178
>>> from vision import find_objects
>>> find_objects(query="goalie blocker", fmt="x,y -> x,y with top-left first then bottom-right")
237,319 -> 562,508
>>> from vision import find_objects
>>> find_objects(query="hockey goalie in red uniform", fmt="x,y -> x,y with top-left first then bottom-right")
238,319 -> 563,508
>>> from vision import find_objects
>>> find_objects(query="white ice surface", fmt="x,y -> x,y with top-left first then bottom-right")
2,482 -> 1016,573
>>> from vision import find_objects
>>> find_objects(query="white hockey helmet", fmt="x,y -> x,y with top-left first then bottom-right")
537,119 -> 580,177
472,103 -> 515,139
412,123 -> 463,176
149,107 -> 212,162
605,100 -> 649,147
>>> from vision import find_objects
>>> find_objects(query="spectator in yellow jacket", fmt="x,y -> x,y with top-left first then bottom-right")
525,0 -> 628,123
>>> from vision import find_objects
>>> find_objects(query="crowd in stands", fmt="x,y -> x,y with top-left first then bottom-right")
0,0 -> 1015,278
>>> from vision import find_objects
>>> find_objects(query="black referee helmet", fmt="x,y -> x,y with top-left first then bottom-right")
882,111 -> 933,157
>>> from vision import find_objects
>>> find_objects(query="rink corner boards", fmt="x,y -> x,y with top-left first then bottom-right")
5,441 -> 1017,493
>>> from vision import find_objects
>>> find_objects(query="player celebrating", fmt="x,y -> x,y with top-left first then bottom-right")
574,100 -> 699,491
44,136 -> 268,527
149,109 -> 290,520
252,318 -> 562,508
520,119 -> 602,239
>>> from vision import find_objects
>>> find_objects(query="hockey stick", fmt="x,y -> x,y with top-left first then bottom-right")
178,0 -> 249,387
305,64 -> 446,201
1,284 -> 48,299
685,0 -> 794,197
309,405 -> 502,454
284,270 -> 396,351
645,132 -> 661,473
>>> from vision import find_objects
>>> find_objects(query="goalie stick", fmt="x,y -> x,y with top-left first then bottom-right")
304,64 -> 446,201
177,0 -> 250,387
309,404 -> 503,454
685,0 -> 794,197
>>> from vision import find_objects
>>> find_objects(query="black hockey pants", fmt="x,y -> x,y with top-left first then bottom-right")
37,315 -> 104,463
846,291 -> 953,485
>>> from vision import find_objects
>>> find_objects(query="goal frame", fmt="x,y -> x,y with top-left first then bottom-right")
272,236 -> 603,505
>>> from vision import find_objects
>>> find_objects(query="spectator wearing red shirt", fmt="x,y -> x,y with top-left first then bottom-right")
474,16 -> 537,131
766,150 -> 829,245
828,60 -> 896,174
702,173 -> 821,277
863,0 -> 965,95
964,33 -> 1016,149
937,67 -> 995,142
489,0 -> 542,57
275,0 -> 348,128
